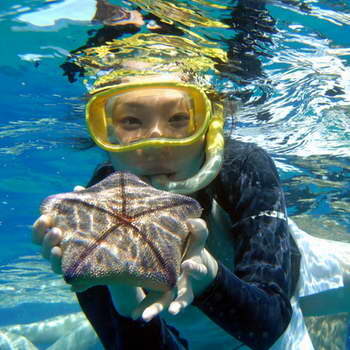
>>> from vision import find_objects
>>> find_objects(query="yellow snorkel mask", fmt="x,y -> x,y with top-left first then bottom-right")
87,81 -> 211,152
86,81 -> 224,194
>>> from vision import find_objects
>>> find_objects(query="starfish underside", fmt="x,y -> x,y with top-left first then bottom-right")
41,172 -> 202,291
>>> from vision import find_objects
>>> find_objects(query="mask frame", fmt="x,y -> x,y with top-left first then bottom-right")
86,81 -> 212,152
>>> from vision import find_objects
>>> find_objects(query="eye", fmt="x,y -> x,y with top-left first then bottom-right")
169,113 -> 190,127
118,116 -> 142,130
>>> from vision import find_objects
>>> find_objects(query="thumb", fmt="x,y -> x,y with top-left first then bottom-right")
184,218 -> 208,259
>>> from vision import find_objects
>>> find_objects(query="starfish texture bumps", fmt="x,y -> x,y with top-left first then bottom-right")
41,172 -> 202,291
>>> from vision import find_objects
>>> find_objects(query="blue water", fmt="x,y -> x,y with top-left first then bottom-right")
0,1 -> 349,349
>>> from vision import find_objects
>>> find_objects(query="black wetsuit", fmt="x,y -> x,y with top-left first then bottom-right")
76,139 -> 301,350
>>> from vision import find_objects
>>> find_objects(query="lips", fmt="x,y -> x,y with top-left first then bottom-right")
135,150 -> 176,172
141,165 -> 175,176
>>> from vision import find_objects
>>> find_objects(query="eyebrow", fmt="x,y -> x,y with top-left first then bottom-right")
120,98 -> 191,110
120,101 -> 149,109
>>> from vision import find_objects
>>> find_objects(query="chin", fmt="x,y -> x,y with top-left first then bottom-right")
134,161 -> 174,175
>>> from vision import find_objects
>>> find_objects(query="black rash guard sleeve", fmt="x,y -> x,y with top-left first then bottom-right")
193,140 -> 299,350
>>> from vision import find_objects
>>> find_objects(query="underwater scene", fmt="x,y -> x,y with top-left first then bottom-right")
0,0 -> 350,349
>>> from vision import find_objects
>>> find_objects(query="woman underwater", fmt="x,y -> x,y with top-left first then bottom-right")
34,70 -> 307,350
3,1 -> 350,349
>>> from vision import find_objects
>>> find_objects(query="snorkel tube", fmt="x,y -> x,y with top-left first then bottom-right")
151,102 -> 224,194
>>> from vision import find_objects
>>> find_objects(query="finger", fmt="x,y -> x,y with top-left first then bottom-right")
168,276 -> 194,315
50,246 -> 63,274
73,185 -> 85,192
142,303 -> 164,322
142,291 -> 174,322
168,295 -> 193,315
42,227 -> 62,259
132,290 -> 174,322
181,260 -> 208,280
187,218 -> 208,242
32,215 -> 54,245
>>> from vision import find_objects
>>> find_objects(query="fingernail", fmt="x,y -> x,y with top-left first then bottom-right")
142,309 -> 154,322
51,227 -> 60,236
142,315 -> 150,322
169,303 -> 180,315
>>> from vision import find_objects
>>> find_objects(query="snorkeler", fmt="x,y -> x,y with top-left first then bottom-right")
33,71 -> 303,350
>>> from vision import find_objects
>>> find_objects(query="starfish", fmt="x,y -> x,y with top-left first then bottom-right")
40,172 -> 202,291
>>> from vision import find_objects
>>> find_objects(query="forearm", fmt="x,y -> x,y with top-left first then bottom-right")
190,143 -> 296,348
193,262 -> 292,350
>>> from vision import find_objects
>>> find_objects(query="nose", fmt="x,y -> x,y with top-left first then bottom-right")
148,121 -> 165,138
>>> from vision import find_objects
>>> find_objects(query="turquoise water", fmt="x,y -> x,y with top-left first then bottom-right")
0,1 -> 349,349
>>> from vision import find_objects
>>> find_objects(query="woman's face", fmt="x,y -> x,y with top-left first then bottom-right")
107,85 -> 205,181
111,88 -> 195,144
